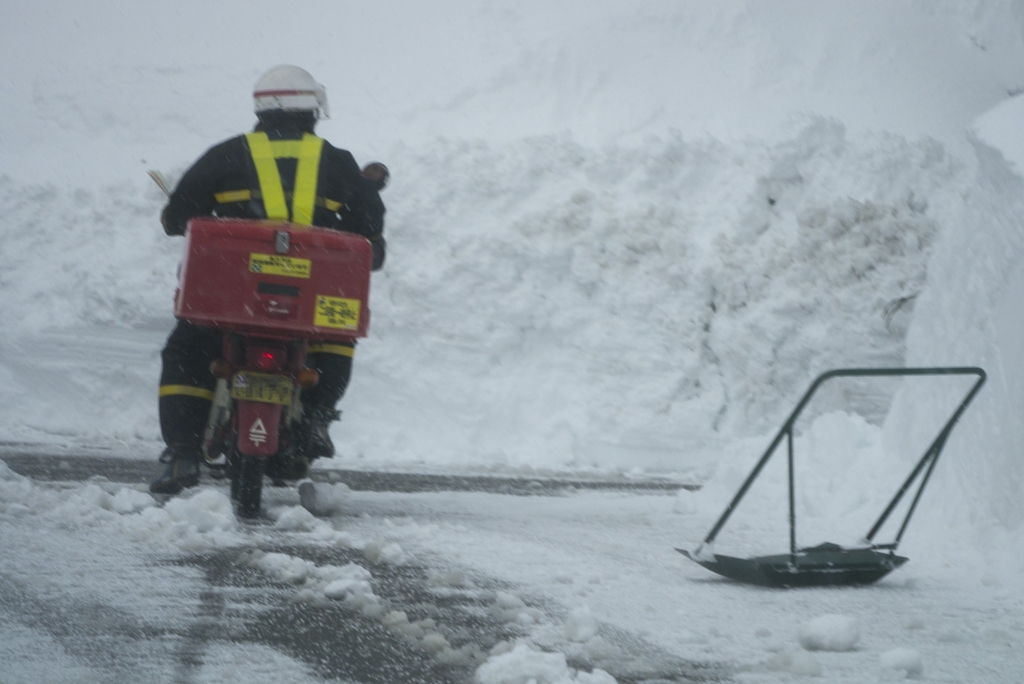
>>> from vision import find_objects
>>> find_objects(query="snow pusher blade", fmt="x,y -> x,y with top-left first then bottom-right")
677,544 -> 908,588
679,367 -> 986,588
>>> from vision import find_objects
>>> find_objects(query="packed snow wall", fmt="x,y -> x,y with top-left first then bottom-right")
885,97 -> 1024,538
359,123 -> 965,472
0,123 -> 969,471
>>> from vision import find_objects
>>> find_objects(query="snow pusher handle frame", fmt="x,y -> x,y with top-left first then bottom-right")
696,367 -> 987,563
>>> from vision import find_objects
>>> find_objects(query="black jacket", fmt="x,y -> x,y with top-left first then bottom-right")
162,115 -> 386,269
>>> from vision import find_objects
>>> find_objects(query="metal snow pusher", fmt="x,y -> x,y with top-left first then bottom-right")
678,367 -> 986,588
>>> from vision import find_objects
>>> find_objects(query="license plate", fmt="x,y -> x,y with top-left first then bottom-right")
230,372 -> 294,406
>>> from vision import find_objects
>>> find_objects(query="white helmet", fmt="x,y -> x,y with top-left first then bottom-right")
253,65 -> 330,119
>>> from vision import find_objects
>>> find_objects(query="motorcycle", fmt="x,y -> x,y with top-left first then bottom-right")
173,215 -> 374,518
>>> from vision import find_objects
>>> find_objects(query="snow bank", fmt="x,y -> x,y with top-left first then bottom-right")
683,409 -> 925,557
0,116 -> 968,475
871,96 -> 1024,570
313,121 -> 965,473
0,176 -> 175,334
0,458 -> 245,549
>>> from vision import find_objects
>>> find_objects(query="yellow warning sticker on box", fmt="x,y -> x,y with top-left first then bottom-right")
249,253 -> 311,279
315,295 -> 361,330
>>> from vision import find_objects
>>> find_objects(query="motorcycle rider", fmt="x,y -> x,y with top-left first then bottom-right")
150,65 -> 386,495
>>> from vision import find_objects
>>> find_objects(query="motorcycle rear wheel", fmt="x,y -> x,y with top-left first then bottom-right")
230,451 -> 265,519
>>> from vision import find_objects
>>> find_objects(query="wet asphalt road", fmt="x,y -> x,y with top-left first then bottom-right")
1,451 -> 722,684
0,452 -> 697,496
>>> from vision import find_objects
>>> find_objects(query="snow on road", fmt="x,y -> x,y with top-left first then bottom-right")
0,460 -> 684,683
339,486 -> 1024,682
3,457 -> 1023,683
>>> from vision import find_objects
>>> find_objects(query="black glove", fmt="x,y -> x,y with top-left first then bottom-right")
361,162 -> 389,191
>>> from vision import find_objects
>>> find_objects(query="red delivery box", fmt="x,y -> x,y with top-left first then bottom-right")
174,218 -> 372,341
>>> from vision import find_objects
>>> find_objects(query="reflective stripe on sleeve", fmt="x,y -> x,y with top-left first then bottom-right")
214,189 -> 252,203
307,342 -> 355,358
213,188 -> 340,212
159,385 -> 216,400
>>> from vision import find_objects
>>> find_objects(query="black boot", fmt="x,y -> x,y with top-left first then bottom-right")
150,445 -> 201,495
266,439 -> 310,485
299,406 -> 340,460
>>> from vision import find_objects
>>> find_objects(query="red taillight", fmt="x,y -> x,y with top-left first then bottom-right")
247,345 -> 286,371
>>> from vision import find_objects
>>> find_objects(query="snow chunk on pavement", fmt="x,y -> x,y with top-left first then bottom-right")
880,647 -> 923,677
381,611 -> 457,656
564,604 -> 599,642
476,643 -> 617,684
489,591 -> 543,626
111,487 -> 157,514
298,480 -> 349,517
269,505 -> 358,545
57,482 -> 115,516
251,550 -> 382,616
273,505 -> 318,531
123,487 -> 242,549
799,614 -> 860,652
364,537 -> 408,565
163,488 -> 236,533
257,552 -> 317,584
322,564 -> 375,602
